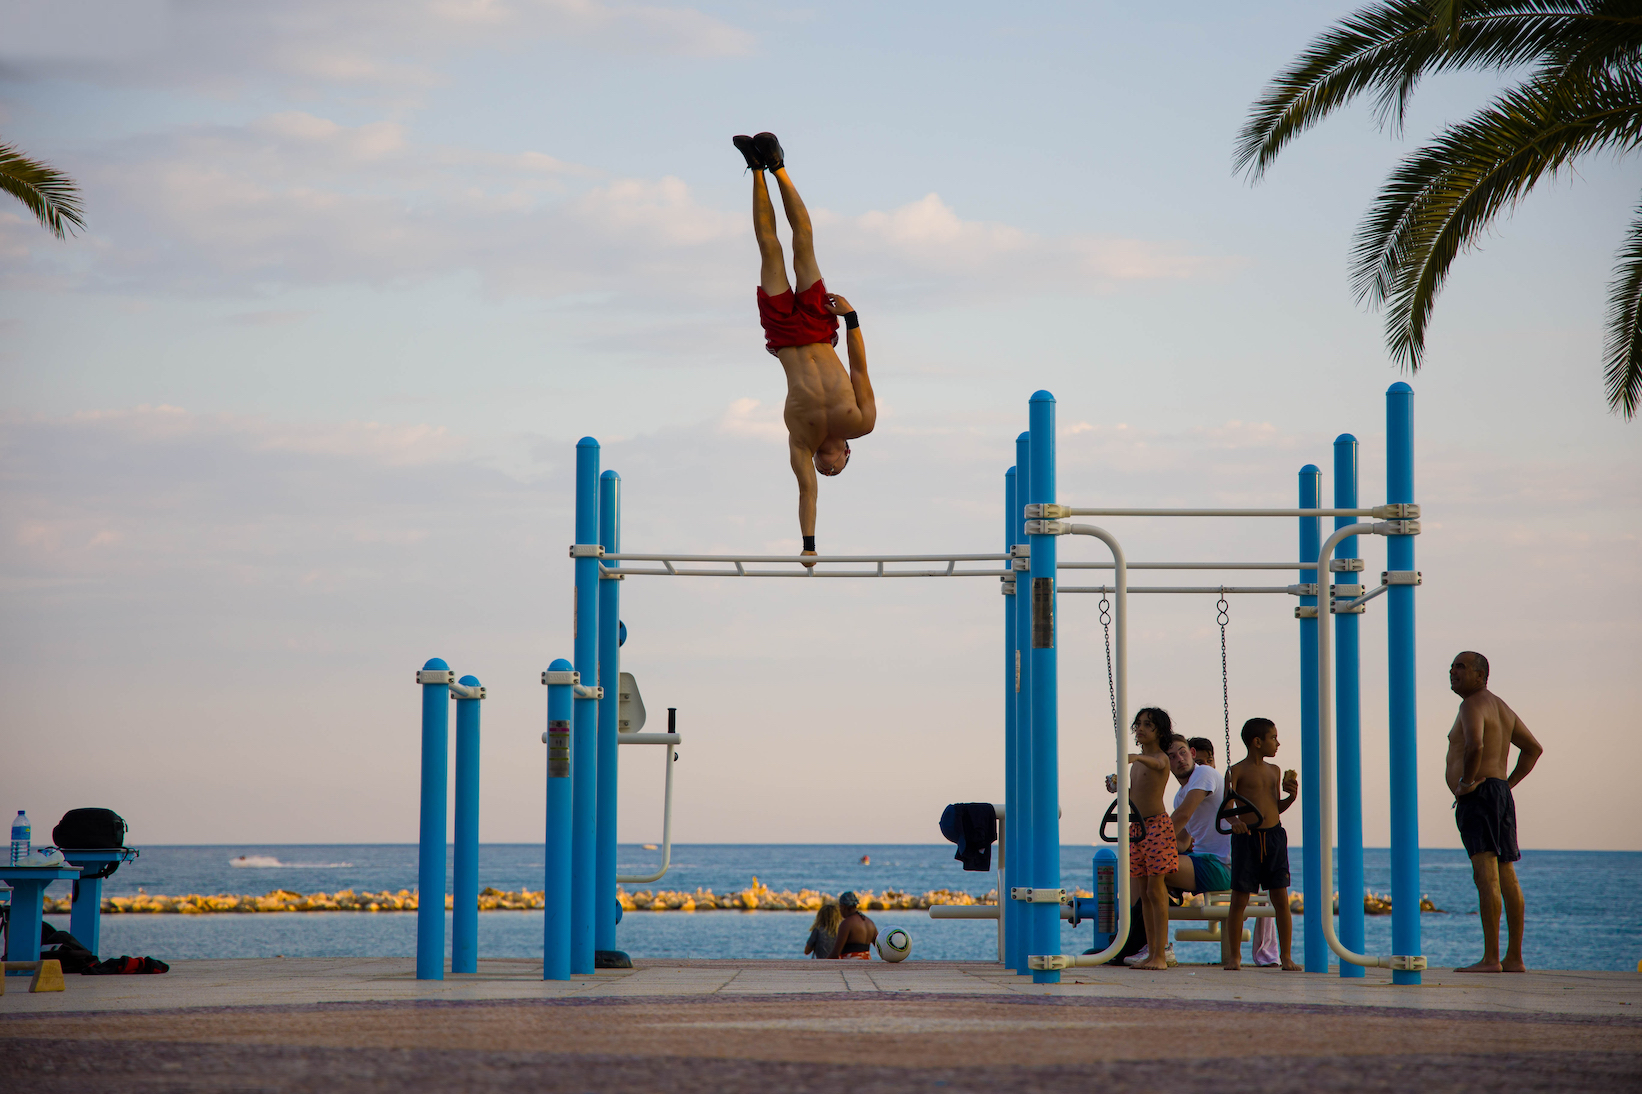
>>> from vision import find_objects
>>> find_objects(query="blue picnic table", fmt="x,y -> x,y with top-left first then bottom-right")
1,865 -> 81,972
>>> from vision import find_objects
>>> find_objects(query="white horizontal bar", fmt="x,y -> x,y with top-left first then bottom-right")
604,567 -> 1005,578
602,552 -> 1008,564
1066,507 -> 1379,518
928,905 -> 1000,920
1060,585 -> 1295,594
617,733 -> 681,745
1060,561 -> 1318,571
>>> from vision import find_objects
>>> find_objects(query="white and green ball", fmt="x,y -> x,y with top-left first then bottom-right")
876,927 -> 912,962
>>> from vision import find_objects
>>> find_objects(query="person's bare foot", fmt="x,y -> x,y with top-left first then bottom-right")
1222,962 -> 1241,971
1131,958 -> 1168,970
1502,958 -> 1528,973
1281,959 -> 1302,971
1455,960 -> 1503,973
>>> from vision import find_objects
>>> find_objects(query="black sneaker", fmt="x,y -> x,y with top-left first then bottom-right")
732,134 -> 763,171
751,131 -> 784,171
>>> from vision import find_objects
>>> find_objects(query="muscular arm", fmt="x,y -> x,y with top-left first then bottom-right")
825,293 -> 876,435
789,436 -> 818,538
1171,788 -> 1209,838
1507,711 -> 1544,790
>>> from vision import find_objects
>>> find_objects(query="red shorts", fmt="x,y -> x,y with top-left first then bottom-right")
840,950 -> 870,960
756,278 -> 839,357
1130,813 -> 1177,878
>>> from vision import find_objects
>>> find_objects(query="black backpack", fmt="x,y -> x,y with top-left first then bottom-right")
53,808 -> 127,850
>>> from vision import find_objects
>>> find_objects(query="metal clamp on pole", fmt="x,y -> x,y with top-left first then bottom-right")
1001,574 -> 1016,595
568,544 -> 605,558
572,684 -> 604,700
1330,558 -> 1366,572
1382,570 -> 1422,586
449,682 -> 486,700
1372,520 -> 1421,536
1390,954 -> 1428,971
1295,606 -> 1318,619
1023,503 -> 1071,519
1288,583 -> 1319,597
1010,887 -> 1066,903
1371,503 -> 1420,519
542,670 -> 580,686
416,668 -> 455,685
1024,519 -> 1070,536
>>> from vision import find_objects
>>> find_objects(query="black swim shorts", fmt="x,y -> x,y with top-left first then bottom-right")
1229,824 -> 1290,894
1454,776 -> 1520,862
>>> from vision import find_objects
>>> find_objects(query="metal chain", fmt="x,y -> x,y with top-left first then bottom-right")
1099,594 -> 1118,735
1218,590 -> 1231,763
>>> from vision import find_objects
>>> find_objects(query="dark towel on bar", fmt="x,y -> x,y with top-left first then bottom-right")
939,802 -> 998,871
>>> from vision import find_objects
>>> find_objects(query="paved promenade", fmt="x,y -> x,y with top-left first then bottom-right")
2,959 -> 1637,1091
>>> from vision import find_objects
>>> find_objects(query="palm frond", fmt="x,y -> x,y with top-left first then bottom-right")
1349,66 -> 1642,368
0,141 -> 86,239
1604,198 -> 1642,417
1234,0 -> 1635,180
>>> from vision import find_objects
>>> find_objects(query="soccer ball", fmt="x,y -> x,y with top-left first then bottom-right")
877,927 -> 912,962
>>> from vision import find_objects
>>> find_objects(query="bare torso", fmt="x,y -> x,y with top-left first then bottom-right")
1446,689 -> 1525,795
777,342 -> 872,451
830,911 -> 878,957
1128,749 -> 1170,818
1226,759 -> 1282,830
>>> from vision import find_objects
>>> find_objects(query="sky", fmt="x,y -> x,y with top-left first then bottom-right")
1,1 -> 1637,855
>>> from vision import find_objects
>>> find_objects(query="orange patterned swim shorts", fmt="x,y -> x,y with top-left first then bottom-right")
1130,812 -> 1177,878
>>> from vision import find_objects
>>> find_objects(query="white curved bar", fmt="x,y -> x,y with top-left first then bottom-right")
1318,523 -> 1394,969
615,733 -> 678,885
1031,523 -> 1132,970
1067,507 -> 1384,518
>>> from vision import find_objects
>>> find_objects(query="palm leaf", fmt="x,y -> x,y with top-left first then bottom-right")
1234,0 -> 1637,180
1605,200 -> 1642,417
0,141 -> 86,239
1348,66 -> 1642,369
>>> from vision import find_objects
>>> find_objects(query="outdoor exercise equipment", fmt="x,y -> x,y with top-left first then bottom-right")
523,385 -> 1423,983
414,661 -> 485,980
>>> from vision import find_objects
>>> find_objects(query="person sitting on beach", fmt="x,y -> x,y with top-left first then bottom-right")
829,891 -> 878,959
1224,717 -> 1300,971
1446,650 -> 1542,973
1126,707 -> 1178,971
805,900 -> 842,960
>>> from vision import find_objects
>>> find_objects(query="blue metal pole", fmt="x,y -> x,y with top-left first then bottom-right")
1011,431 -> 1033,975
1385,383 -> 1421,985
596,470 -> 622,956
416,657 -> 451,981
1003,464 -> 1019,970
544,658 -> 574,980
572,437 -> 601,974
452,673 -> 483,974
1297,468 -> 1324,973
1027,391 -> 1060,984
1333,436 -> 1366,978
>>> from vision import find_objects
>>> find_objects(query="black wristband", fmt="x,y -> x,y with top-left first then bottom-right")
803,535 -> 816,552
843,310 -> 859,330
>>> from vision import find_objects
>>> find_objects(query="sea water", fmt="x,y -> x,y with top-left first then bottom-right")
34,844 -> 1641,971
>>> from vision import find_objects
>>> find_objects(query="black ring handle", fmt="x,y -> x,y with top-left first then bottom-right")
1099,797 -> 1144,844
1216,789 -> 1266,835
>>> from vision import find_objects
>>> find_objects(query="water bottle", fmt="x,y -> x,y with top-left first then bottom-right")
10,811 -> 29,866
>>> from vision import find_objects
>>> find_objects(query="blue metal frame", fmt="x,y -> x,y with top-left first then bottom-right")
1385,384 -> 1421,984
596,470 -> 622,953
1333,436 -> 1366,978
416,657 -> 450,981
544,658 -> 574,980
1011,432 -> 1032,974
1026,391 -> 1059,984
1297,468 -> 1324,973
572,437 -> 601,974
1002,464 -> 1019,974
452,673 -> 483,974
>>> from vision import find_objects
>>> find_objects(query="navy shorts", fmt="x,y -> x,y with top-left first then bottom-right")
1454,777 -> 1520,863
1229,824 -> 1290,893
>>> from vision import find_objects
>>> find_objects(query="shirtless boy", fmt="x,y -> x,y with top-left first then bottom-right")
1224,717 -> 1300,971
1126,707 -> 1178,971
733,132 -> 876,562
829,890 -> 879,959
1446,651 -> 1543,973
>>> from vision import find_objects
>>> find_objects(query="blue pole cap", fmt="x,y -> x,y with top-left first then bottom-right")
577,436 -> 600,448
618,621 -> 627,647
1300,464 -> 1320,474
1334,433 -> 1357,445
1387,382 -> 1413,394
422,657 -> 450,671
459,674 -> 481,687
601,469 -> 620,481
1030,390 -> 1056,402
549,657 -> 573,671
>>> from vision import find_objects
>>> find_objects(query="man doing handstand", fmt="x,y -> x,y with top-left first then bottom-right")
733,132 -> 876,562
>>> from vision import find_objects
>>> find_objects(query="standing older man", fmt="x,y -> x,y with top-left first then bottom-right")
1447,651 -> 1543,973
